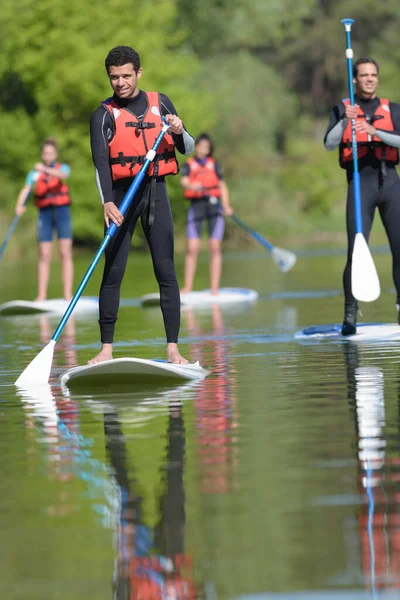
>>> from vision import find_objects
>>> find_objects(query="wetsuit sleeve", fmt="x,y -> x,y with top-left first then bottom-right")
374,102 -> 400,148
90,106 -> 115,204
214,161 -> 224,180
181,162 -> 190,177
159,93 -> 194,156
324,103 -> 347,150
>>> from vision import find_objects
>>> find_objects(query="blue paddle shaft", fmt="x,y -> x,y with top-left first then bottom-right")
342,19 -> 363,234
52,122 -> 169,342
230,214 -> 274,251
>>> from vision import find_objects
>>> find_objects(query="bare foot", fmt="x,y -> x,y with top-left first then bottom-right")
180,288 -> 191,295
88,343 -> 113,365
167,343 -> 189,364
34,297 -> 46,302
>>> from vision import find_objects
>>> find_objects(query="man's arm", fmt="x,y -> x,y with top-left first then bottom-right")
373,102 -> 400,148
90,106 -> 115,204
159,94 -> 194,155
324,103 -> 347,150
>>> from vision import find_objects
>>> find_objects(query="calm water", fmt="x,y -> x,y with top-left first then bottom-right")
1,247 -> 400,599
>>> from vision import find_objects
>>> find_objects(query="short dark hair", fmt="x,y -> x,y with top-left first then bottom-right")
105,46 -> 141,74
41,137 -> 58,151
353,57 -> 379,78
194,133 -> 214,157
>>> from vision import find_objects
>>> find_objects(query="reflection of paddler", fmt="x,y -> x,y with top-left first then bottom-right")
184,306 -> 238,495
39,314 -> 77,372
104,402 -> 197,599
344,344 -> 400,592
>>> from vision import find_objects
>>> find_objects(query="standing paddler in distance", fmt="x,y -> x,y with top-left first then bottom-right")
324,57 -> 400,335
180,133 -> 233,295
89,45 -> 194,365
14,138 -> 73,302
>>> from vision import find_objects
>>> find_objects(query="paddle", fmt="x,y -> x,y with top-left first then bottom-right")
0,190 -> 31,262
341,19 -> 380,302
230,214 -> 296,273
15,120 -> 170,386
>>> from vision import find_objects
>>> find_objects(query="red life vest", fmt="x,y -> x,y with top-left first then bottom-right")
33,163 -> 70,209
183,157 -> 221,199
340,98 -> 399,167
102,92 -> 178,180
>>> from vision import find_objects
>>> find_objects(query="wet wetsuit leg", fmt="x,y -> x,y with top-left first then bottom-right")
343,171 -> 379,303
378,169 -> 400,304
98,185 -> 144,344
142,180 -> 181,343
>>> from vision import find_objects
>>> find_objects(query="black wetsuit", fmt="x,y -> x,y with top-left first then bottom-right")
324,96 -> 400,305
90,91 -> 194,343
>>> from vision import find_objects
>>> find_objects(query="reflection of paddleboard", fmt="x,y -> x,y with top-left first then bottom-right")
294,322 -> 400,341
0,297 -> 98,316
141,287 -> 259,308
60,357 -> 210,388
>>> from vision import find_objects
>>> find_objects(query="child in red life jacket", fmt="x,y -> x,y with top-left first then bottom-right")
15,138 -> 73,302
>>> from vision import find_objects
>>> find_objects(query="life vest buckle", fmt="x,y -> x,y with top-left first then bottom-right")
125,121 -> 156,130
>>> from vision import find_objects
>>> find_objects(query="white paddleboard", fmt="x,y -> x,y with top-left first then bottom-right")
60,357 -> 210,388
141,287 -> 259,308
294,322 -> 400,341
0,297 -> 98,316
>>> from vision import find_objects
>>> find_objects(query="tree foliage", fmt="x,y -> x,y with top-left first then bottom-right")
1,0 -> 400,246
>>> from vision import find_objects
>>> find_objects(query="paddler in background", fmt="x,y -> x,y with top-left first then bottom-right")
14,137 -> 73,302
180,133 -> 233,295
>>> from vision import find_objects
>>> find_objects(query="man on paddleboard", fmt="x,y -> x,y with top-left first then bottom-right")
89,46 -> 194,364
324,58 -> 400,335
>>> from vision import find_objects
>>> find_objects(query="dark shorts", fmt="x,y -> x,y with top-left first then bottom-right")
37,205 -> 72,243
186,197 -> 224,240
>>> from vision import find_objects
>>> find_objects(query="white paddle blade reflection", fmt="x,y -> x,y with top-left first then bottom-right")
351,233 -> 380,302
272,247 -> 297,273
14,340 -> 56,386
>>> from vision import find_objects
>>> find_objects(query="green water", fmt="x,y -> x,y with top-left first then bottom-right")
1,248 -> 400,599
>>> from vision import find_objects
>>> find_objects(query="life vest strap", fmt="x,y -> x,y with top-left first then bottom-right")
125,121 -> 156,130
110,149 -> 176,168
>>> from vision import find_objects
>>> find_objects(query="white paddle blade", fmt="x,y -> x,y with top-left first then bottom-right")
14,340 -> 56,386
351,233 -> 380,302
271,247 -> 297,273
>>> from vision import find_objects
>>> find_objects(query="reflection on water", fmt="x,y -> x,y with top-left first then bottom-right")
345,344 -> 400,596
4,264 -> 400,598
185,306 -> 238,496
105,402 -> 197,599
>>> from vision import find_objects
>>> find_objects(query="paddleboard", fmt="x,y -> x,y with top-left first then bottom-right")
141,287 -> 259,308
60,357 -> 210,389
294,322 -> 400,341
0,297 -> 98,316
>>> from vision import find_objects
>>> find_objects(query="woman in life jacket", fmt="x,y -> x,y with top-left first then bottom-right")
180,134 -> 233,295
15,138 -> 73,302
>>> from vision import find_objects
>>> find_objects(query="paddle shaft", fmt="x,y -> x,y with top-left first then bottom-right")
0,190 -> 31,261
230,214 -> 274,251
342,19 -> 363,234
52,122 -> 170,342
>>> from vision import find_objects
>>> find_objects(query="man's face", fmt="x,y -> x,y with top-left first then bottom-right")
354,63 -> 379,98
108,63 -> 142,99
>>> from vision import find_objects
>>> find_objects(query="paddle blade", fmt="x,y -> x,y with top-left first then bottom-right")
14,339 -> 56,386
271,247 -> 297,273
351,233 -> 380,302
